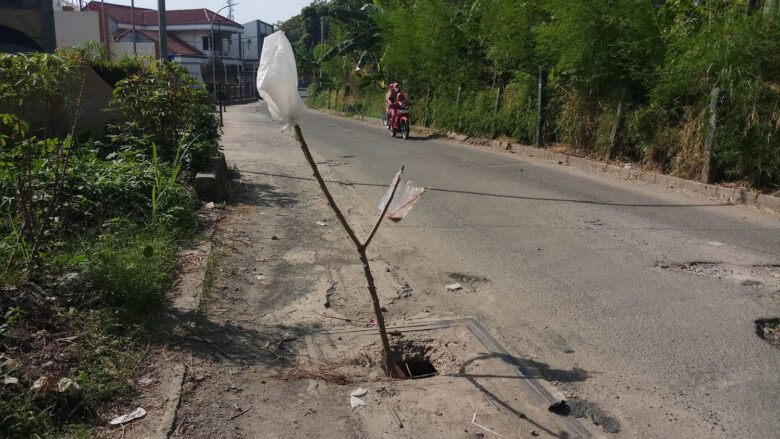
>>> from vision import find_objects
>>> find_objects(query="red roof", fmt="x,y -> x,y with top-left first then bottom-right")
85,1 -> 241,27
115,28 -> 203,56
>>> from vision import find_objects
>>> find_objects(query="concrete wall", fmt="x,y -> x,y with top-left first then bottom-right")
111,42 -> 156,60
0,0 -> 56,52
3,66 -> 118,138
54,10 -> 100,48
174,56 -> 206,86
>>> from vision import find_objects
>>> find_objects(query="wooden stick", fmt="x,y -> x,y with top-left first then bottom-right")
293,124 -> 398,374
229,404 -> 254,420
312,310 -> 352,322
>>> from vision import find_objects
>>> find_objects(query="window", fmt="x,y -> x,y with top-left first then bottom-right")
202,36 -> 209,50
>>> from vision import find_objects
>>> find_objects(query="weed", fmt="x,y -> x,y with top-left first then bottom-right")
197,250 -> 222,315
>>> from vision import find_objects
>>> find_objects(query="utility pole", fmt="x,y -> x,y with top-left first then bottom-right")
157,0 -> 167,60
131,0 -> 136,55
227,0 -> 236,21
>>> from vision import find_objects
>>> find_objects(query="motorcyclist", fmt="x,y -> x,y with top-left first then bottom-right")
385,82 -> 400,129
391,91 -> 411,129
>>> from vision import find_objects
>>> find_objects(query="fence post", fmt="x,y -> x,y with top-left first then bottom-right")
764,0 -> 778,15
423,85 -> 431,127
536,69 -> 546,147
494,78 -> 503,114
745,0 -> 758,15
605,87 -> 625,161
702,87 -> 721,184
456,83 -> 462,110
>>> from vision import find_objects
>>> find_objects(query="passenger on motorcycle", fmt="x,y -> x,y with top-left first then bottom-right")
391,91 -> 411,128
385,82 -> 400,129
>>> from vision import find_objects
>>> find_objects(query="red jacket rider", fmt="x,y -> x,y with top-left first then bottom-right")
385,82 -> 400,127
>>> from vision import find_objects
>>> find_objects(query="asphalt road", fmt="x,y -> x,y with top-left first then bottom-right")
245,102 -> 780,438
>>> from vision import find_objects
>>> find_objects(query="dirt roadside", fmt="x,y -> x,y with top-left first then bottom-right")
100,103 -> 616,439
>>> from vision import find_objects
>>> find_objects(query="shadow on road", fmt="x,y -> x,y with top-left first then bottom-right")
454,353 -> 586,439
229,182 -> 300,208
238,170 -> 729,209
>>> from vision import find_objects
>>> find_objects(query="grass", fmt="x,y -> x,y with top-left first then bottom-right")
197,249 -> 222,315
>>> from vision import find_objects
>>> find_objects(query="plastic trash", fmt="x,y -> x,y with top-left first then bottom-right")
315,221 -> 328,226
446,283 -> 462,291
351,388 -> 368,397
378,169 -> 427,222
350,395 -> 367,409
256,31 -> 303,124
57,378 -> 80,392
110,407 -> 147,425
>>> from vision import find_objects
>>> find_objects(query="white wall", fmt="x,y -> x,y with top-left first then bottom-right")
173,57 -> 206,87
170,29 -> 228,57
111,42 -> 156,60
54,10 -> 100,48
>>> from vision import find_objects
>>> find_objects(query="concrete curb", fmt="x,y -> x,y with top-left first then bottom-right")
318,108 -> 780,214
508,143 -> 779,213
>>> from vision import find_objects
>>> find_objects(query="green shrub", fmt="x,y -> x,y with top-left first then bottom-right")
110,61 -> 220,171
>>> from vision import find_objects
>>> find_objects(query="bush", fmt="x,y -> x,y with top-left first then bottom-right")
110,61 -> 220,171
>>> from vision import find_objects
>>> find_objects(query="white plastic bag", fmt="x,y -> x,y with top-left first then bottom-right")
256,31 -> 303,124
378,169 -> 427,222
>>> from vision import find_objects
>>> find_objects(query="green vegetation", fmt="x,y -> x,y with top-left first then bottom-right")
0,49 -> 219,436
282,0 -> 780,191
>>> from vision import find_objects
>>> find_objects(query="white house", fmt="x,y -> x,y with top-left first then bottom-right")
84,1 -> 244,88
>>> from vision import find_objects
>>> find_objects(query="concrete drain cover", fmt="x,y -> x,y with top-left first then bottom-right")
305,316 -> 596,438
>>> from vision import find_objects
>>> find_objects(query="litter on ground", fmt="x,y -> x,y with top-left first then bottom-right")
110,407 -> 147,425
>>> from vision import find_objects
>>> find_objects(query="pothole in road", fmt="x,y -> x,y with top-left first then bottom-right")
388,338 -> 440,379
755,318 -> 780,347
549,398 -> 622,434
446,272 -> 491,292
392,358 -> 438,379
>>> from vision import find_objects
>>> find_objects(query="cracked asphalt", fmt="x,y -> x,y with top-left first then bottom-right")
226,101 -> 780,438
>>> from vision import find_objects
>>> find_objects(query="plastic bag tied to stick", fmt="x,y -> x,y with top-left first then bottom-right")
378,169 -> 428,222
256,31 -> 303,125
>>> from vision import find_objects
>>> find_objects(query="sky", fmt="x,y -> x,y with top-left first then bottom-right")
84,0 -> 314,25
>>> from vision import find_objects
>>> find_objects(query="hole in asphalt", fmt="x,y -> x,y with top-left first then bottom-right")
755,318 -> 780,346
548,401 -> 570,416
549,399 -> 622,433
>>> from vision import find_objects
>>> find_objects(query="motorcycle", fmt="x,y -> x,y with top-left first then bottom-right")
389,102 -> 411,140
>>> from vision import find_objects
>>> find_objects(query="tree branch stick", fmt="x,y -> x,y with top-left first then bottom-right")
293,124 -> 362,249
361,166 -> 403,251
293,123 -> 397,373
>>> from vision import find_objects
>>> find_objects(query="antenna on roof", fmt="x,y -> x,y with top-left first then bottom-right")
227,0 -> 236,21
